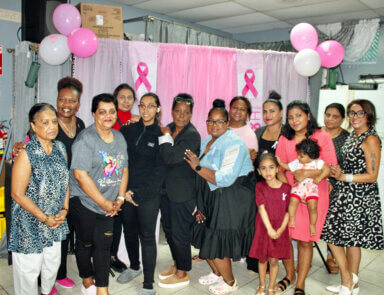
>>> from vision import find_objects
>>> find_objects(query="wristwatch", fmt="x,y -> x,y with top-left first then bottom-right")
195,165 -> 202,172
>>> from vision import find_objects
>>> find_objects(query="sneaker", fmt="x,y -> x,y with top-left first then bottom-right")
139,288 -> 156,295
56,277 -> 75,288
48,286 -> 58,295
158,274 -> 189,288
110,257 -> 128,273
117,268 -> 142,284
81,284 -> 97,295
159,265 -> 177,280
208,280 -> 238,294
199,272 -> 223,285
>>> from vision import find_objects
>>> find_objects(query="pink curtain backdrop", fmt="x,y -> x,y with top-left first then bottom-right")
157,43 -> 237,137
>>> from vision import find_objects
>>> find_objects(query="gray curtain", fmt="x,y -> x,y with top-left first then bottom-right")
38,57 -> 71,107
12,41 -> 36,147
317,20 -> 356,49
11,41 -> 71,148
152,19 -> 248,48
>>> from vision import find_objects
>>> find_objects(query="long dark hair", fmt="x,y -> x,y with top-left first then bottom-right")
283,100 -> 320,140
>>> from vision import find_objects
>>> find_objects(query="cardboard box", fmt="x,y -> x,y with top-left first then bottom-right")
77,3 -> 124,40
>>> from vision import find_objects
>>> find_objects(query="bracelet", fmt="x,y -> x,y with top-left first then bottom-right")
61,207 -> 68,212
345,174 -> 353,183
117,196 -> 125,202
43,215 -> 50,225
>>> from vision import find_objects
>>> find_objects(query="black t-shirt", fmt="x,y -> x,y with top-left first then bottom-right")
57,116 -> 85,167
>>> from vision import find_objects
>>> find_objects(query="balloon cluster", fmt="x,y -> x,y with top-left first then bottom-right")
39,4 -> 98,65
290,23 -> 345,77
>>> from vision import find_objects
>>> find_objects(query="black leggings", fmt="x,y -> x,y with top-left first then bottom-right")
69,197 -> 114,287
120,196 -> 161,289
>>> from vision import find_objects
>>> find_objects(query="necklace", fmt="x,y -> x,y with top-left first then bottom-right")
59,117 -> 75,138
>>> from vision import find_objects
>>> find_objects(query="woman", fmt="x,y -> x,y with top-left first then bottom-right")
110,83 -> 139,273
228,96 -> 258,161
158,93 -> 201,288
255,91 -> 283,154
9,103 -> 69,295
112,83 -> 140,131
185,99 -> 256,295
322,103 -> 349,274
119,93 -> 167,295
322,99 -> 383,295
12,76 -> 85,293
70,93 -> 129,295
275,100 -> 337,295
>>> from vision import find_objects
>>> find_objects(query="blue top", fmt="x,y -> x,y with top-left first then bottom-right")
200,130 -> 253,191
8,136 -> 69,254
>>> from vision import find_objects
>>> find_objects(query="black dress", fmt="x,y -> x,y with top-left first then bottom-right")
321,129 -> 384,250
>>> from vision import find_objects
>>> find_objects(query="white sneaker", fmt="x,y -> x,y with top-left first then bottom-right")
326,285 -> 359,295
81,284 -> 97,295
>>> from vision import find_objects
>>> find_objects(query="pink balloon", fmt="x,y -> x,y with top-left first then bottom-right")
290,23 -> 318,51
67,28 -> 98,58
53,4 -> 81,36
316,40 -> 345,68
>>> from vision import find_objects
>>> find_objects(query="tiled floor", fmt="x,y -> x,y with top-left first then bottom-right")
0,239 -> 383,295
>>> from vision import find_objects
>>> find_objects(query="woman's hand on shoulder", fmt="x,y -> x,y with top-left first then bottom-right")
249,148 -> 257,161
160,127 -> 172,135
12,142 -> 26,158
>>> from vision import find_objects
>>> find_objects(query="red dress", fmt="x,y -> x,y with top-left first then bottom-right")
275,129 -> 337,242
248,181 -> 291,263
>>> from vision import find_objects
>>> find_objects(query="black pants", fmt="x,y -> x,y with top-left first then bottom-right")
111,214 -> 123,257
160,194 -> 196,271
120,196 -> 161,289
69,197 -> 114,287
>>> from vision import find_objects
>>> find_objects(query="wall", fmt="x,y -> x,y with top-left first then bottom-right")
0,0 -> 232,123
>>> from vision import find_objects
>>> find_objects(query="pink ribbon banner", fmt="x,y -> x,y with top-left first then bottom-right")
241,69 -> 258,98
135,62 -> 152,92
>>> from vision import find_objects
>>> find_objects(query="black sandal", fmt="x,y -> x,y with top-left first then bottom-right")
276,277 -> 291,292
294,288 -> 305,295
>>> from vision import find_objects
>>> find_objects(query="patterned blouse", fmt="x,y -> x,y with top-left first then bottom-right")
329,129 -> 349,187
8,136 -> 69,254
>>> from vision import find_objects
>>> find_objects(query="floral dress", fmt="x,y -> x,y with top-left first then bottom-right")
321,129 -> 384,250
8,136 -> 69,254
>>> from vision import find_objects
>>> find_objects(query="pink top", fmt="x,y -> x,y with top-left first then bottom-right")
230,124 -> 258,151
275,129 -> 336,242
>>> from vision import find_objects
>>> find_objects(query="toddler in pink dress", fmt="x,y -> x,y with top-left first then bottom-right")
277,139 -> 330,236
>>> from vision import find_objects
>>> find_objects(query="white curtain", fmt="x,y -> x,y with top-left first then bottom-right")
73,38 -> 127,126
262,51 -> 310,121
344,18 -> 380,62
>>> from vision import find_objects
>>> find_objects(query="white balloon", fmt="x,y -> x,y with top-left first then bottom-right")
39,34 -> 71,66
293,49 -> 321,77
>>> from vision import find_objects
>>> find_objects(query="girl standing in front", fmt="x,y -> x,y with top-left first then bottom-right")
248,153 -> 291,295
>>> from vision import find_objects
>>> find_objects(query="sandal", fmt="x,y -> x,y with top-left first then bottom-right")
256,285 -> 265,295
294,288 -> 305,295
276,277 -> 292,293
267,288 -> 276,295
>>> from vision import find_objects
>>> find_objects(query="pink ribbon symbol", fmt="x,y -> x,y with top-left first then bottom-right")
135,62 -> 152,92
241,69 -> 258,98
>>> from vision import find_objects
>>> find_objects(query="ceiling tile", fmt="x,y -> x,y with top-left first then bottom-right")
267,0 -> 368,20
359,0 -> 384,9
234,0 -> 334,12
132,0 -> 228,14
376,8 -> 384,15
167,2 -> 253,23
110,0 -> 149,5
197,13 -> 279,29
287,10 -> 379,25
222,21 -> 292,34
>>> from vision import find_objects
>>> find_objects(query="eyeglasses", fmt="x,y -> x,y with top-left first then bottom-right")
347,110 -> 365,118
138,104 -> 157,110
206,119 -> 227,126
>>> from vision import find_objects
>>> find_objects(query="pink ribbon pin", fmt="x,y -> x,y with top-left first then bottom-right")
241,69 -> 258,98
135,62 -> 152,92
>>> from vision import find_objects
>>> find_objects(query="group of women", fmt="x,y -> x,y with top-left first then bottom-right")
9,76 -> 383,295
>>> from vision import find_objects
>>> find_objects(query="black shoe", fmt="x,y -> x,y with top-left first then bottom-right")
110,257 -> 127,273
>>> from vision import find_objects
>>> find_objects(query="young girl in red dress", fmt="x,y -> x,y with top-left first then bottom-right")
249,153 -> 291,295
